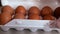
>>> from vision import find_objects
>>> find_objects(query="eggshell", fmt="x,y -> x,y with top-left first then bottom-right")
1,5 -> 14,15
0,13 -> 12,25
14,13 -> 25,19
41,6 -> 53,16
54,7 -> 60,19
15,6 -> 26,15
28,14 -> 42,20
28,6 -> 40,15
43,15 -> 55,20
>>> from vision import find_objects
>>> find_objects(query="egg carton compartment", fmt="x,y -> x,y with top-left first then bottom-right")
0,0 -> 60,33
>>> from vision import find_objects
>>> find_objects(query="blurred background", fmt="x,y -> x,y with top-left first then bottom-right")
0,0 -> 1,6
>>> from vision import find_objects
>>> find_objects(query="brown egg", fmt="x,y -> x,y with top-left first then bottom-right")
1,5 -> 14,15
0,13 -> 12,25
54,7 -> 60,19
15,6 -> 26,15
43,15 -> 55,20
28,14 -> 42,20
41,6 -> 53,16
28,6 -> 40,15
14,13 -> 25,19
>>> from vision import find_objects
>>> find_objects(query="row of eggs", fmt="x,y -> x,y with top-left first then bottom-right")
0,5 -> 60,25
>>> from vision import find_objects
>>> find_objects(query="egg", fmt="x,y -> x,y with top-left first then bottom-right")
14,13 -> 25,19
28,14 -> 42,20
54,7 -> 60,19
1,5 -> 14,15
41,6 -> 53,16
15,6 -> 26,15
0,13 -> 12,25
43,15 -> 55,20
28,6 -> 40,15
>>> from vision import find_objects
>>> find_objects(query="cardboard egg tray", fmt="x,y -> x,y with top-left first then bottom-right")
0,0 -> 60,32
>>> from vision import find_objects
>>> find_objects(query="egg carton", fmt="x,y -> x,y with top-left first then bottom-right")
1,0 -> 60,33
0,19 -> 51,32
0,19 -> 59,33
